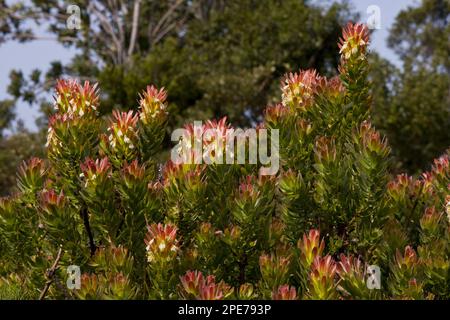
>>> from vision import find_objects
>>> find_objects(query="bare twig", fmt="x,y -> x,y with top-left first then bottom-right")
128,0 -> 142,57
39,246 -> 63,300
81,206 -> 97,256
150,0 -> 183,45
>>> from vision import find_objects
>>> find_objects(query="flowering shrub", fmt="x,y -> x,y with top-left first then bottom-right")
0,23 -> 449,300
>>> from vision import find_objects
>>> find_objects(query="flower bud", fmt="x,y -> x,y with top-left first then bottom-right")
272,285 -> 297,300
17,157 -> 46,192
40,189 -> 65,210
80,157 -> 111,187
314,136 -> 337,163
179,270 -> 232,300
309,255 -> 337,299
395,246 -> 418,269
297,229 -> 325,268
420,207 -> 442,235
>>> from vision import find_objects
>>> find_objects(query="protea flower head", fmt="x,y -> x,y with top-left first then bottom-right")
180,270 -> 232,300
180,270 -> 205,296
281,69 -> 322,111
312,255 -> 337,277
138,85 -> 168,125
40,189 -> 65,209
297,229 -> 325,268
102,110 -> 140,166
296,119 -> 313,138
402,278 -> 425,300
259,253 -> 291,285
81,157 -> 111,177
395,246 -> 418,269
184,165 -> 206,189
430,154 -> 449,179
420,207 -> 442,234
107,272 -> 135,299
110,245 -> 129,268
336,254 -> 368,297
238,175 -> 260,201
173,117 -> 232,165
76,273 -> 101,299
199,280 -> 232,300
337,254 -> 364,277
92,244 -> 131,273
80,157 -> 111,187
121,159 -> 146,181
108,110 -> 139,150
309,255 -> 337,299
272,285 -> 297,300
316,76 -> 346,98
203,117 -> 232,164
314,136 -> 337,163
45,113 -> 73,148
387,174 -> 422,202
338,22 -> 369,60
387,174 -> 411,194
163,160 -> 204,187
221,225 -> 241,245
17,157 -> 46,192
358,121 -> 389,155
238,283 -> 257,299
264,103 -> 290,125
53,79 -> 99,117
144,223 -> 179,263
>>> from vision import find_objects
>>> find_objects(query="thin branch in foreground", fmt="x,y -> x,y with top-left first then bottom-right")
39,246 -> 63,300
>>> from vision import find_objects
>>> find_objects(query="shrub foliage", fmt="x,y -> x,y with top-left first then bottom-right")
0,23 -> 449,300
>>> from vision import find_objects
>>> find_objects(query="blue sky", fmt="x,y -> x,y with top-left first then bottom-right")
0,0 -> 418,131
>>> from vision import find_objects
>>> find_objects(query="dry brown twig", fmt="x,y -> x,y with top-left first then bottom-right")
39,246 -> 63,300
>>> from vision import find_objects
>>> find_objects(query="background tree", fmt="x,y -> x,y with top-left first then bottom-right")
2,0 -> 356,125
370,0 -> 450,173
0,0 -> 356,195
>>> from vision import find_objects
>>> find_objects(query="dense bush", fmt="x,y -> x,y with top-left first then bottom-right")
0,23 -> 449,300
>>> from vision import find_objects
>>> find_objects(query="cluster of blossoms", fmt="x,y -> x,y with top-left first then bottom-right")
394,246 -> 418,270
272,285 -> 297,300
107,111 -> 139,151
337,254 -> 365,282
17,157 -> 46,193
281,69 -> 322,111
139,85 -> 168,125
80,157 -> 111,187
46,79 -> 99,148
309,255 -> 337,299
40,189 -> 65,209
1,22 -> 449,301
280,69 -> 346,113
297,229 -> 325,268
338,22 -> 370,61
387,173 -> 422,202
264,103 -> 290,125
358,121 -> 390,155
144,223 -> 179,263
179,270 -> 233,300
259,253 -> 290,280
314,136 -> 337,163
53,79 -> 99,116
174,117 -> 233,164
